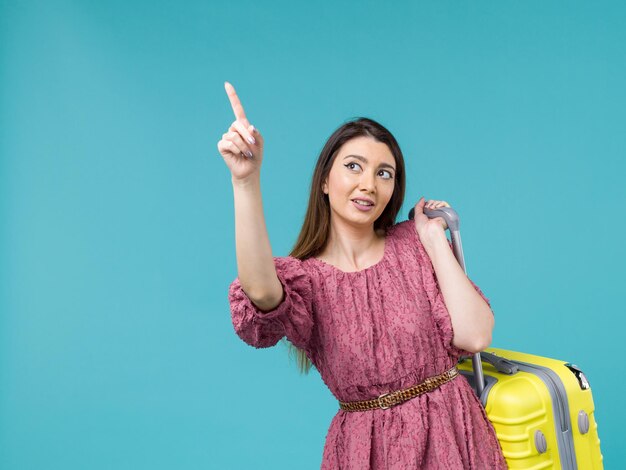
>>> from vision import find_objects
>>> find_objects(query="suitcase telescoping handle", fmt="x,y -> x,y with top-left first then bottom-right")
408,204 -> 492,397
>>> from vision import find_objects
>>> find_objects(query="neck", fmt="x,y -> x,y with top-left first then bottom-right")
320,219 -> 384,269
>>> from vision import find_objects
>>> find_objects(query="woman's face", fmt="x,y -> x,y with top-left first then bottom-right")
322,136 -> 396,229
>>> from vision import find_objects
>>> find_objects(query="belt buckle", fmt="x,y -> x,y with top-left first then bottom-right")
378,391 -> 391,410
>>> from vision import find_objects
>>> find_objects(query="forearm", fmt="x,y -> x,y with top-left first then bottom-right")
231,175 -> 283,309
421,228 -> 494,351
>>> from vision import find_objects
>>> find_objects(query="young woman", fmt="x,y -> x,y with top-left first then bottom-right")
219,81 -> 507,469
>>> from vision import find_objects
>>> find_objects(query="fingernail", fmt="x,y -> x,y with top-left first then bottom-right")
246,150 -> 253,158
247,136 -> 256,145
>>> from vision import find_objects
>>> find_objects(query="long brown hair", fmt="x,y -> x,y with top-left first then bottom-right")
282,117 -> 407,374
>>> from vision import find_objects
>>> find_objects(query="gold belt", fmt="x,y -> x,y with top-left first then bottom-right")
338,366 -> 459,412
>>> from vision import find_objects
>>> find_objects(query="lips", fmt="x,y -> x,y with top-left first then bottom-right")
352,200 -> 374,212
352,198 -> 374,206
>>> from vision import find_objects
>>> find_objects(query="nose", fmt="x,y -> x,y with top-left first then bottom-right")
359,171 -> 376,193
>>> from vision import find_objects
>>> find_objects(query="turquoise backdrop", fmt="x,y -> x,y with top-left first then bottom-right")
1,1 -> 624,468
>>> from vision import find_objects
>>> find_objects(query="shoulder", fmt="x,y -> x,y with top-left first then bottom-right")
386,219 -> 434,260
269,256 -> 315,299
273,255 -> 306,271
274,256 -> 321,281
387,219 -> 418,241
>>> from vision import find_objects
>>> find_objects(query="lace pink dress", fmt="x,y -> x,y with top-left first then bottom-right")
228,220 -> 507,469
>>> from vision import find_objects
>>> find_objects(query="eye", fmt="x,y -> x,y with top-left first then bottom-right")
344,162 -> 393,180
344,162 -> 361,171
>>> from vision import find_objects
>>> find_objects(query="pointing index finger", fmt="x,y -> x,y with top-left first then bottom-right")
224,81 -> 249,124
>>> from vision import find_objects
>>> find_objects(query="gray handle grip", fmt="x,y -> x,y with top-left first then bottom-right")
407,203 -> 493,396
480,351 -> 519,374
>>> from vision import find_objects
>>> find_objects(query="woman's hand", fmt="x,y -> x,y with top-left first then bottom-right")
217,82 -> 265,182
412,197 -> 451,240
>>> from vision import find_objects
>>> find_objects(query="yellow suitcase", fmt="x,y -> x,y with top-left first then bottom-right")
410,205 -> 604,469
458,349 -> 603,469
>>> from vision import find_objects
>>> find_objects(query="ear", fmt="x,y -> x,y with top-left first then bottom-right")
322,177 -> 328,194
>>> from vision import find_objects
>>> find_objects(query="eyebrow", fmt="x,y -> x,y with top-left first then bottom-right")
343,154 -> 396,172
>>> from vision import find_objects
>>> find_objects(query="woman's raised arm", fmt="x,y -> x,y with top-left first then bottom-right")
218,82 -> 283,312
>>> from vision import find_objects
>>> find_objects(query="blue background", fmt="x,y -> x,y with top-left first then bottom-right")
1,1 -> 624,468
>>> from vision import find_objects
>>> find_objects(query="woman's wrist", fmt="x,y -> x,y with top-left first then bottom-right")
232,174 -> 261,189
420,226 -> 448,255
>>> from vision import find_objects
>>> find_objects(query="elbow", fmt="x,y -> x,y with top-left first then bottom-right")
475,310 -> 495,352
473,334 -> 492,353
463,336 -> 490,355
241,277 -> 285,312
247,288 -> 285,313
454,333 -> 491,355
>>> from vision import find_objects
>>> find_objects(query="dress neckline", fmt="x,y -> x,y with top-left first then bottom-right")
310,233 -> 390,275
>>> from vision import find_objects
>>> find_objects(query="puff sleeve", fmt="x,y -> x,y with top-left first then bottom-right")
228,256 -> 314,352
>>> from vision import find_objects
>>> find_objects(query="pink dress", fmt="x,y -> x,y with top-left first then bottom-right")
228,220 -> 508,469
